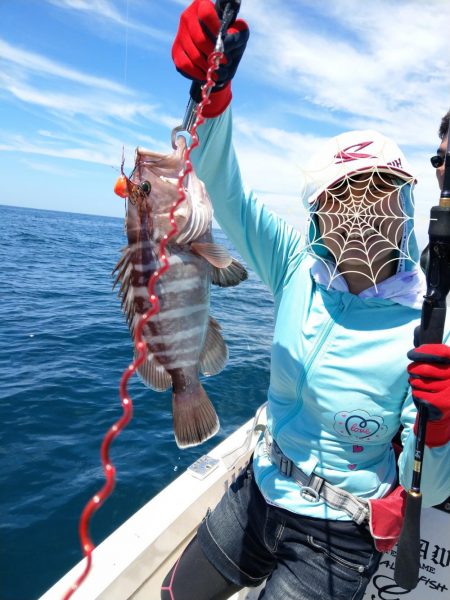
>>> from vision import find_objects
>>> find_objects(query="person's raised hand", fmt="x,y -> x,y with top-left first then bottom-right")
172,0 -> 249,117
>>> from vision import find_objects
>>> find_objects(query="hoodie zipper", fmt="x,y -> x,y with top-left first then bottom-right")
273,297 -> 346,438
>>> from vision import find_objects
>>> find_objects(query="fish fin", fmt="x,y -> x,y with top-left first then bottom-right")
112,252 -> 134,335
191,242 -> 233,268
112,246 -> 131,290
172,383 -> 219,448
211,257 -> 248,287
112,246 -> 135,327
176,175 -> 212,244
199,316 -> 228,376
136,351 -> 172,391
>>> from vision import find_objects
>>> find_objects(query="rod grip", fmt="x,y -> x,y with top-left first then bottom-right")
394,491 -> 422,589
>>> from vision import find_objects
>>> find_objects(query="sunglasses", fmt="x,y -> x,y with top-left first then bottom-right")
430,154 -> 445,168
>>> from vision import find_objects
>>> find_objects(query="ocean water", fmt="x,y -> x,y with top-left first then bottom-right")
0,204 -> 274,600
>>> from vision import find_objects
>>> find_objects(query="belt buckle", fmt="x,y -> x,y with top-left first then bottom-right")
299,485 -> 320,503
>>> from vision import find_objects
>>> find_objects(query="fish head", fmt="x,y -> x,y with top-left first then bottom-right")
127,136 -> 212,244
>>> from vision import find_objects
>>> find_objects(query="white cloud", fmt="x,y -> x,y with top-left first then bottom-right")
1,0 -> 447,231
0,37 -> 179,171
0,38 -> 129,93
220,0 -> 448,242
0,39 -> 178,126
45,0 -> 171,42
232,118 -> 317,231
0,133 -> 120,166
240,0 -> 450,145
0,113 -> 177,182
1,76 -> 174,126
19,157 -> 78,177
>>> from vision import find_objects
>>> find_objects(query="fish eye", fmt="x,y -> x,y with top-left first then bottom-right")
140,181 -> 151,194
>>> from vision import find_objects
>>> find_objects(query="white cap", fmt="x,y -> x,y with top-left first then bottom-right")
302,129 -> 416,207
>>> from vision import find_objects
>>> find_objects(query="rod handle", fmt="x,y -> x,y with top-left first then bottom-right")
394,490 -> 422,589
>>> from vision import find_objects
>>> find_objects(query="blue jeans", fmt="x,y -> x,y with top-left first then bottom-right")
197,463 -> 382,600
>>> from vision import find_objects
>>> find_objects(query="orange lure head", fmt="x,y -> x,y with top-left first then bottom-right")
114,174 -> 129,198
114,173 -> 151,205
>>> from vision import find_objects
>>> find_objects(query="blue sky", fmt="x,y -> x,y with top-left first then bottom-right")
1,0 -> 449,248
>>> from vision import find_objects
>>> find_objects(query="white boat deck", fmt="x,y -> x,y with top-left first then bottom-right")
40,407 -> 267,600
39,404 -> 450,600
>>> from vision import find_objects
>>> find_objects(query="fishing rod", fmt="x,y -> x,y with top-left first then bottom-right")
171,0 -> 241,147
394,131 -> 450,589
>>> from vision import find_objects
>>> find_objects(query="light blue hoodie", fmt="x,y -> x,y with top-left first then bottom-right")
191,108 -> 450,519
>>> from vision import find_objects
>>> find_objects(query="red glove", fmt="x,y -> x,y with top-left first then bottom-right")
408,344 -> 450,448
172,0 -> 249,117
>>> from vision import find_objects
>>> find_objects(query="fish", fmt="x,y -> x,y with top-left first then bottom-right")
112,136 -> 247,448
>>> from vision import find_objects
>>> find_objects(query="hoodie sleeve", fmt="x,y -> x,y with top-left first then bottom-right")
189,107 -> 304,295
398,388 -> 450,507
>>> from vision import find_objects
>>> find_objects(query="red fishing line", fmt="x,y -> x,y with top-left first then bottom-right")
63,50 -> 225,600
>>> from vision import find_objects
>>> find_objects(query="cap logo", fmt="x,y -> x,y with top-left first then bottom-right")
334,141 -> 377,164
388,158 -> 403,168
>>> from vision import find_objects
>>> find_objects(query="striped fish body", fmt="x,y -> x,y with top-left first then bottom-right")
113,137 -> 247,448
146,245 -> 211,374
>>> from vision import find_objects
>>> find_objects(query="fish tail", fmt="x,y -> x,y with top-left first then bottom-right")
172,383 -> 219,448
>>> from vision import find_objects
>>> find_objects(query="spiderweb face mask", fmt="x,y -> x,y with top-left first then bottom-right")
306,170 -> 416,290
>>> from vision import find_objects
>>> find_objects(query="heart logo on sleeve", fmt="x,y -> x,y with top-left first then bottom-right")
334,410 -> 387,441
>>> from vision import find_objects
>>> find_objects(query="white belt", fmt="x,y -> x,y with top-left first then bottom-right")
265,431 -> 369,525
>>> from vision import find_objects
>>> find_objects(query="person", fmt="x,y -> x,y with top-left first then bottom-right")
432,109 -> 449,191
419,109 -> 449,273
161,2 -> 450,598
